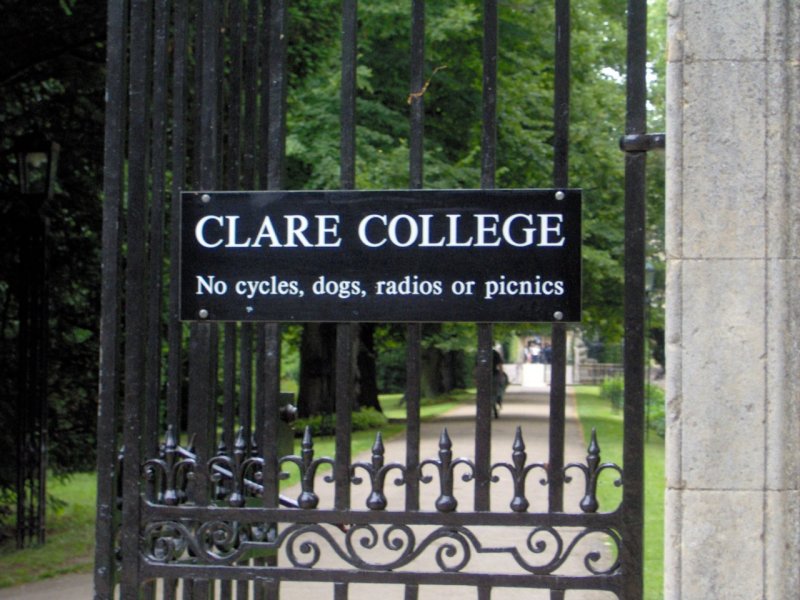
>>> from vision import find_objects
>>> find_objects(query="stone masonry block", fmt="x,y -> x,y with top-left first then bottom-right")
765,490 -> 800,598
765,259 -> 800,490
765,61 -> 800,259
680,490 -> 764,600
682,61 -> 765,259
681,259 -> 765,489
684,0 -> 766,62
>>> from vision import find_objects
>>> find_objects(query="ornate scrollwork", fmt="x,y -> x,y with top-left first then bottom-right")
351,432 -> 407,510
420,428 -> 475,512
142,518 -> 620,578
143,520 -> 275,565
142,426 -> 196,506
142,521 -> 191,562
279,427 -> 334,508
563,428 -> 623,513
282,523 -> 471,572
490,426 -> 549,512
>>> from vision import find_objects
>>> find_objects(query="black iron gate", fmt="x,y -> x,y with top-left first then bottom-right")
94,1 -> 654,598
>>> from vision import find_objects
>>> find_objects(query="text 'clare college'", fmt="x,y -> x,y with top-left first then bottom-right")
193,212 -> 566,249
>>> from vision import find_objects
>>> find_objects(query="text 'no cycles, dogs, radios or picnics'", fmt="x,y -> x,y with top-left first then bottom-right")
180,189 -> 581,323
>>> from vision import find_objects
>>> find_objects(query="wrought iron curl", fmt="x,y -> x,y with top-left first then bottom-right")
490,426 -> 549,512
196,520 -> 239,559
142,426 -> 196,506
279,427 -> 335,509
342,523 -> 416,569
284,524 -> 338,568
207,428 -> 264,507
420,428 -> 475,512
581,527 -> 622,575
350,432 -> 407,510
563,428 -> 623,513
142,521 -> 192,563
510,526 -> 621,575
433,529 -> 472,572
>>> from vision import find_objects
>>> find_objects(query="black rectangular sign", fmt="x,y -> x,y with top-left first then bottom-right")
180,189 -> 581,322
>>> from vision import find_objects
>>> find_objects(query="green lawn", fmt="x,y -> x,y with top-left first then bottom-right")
573,385 -> 665,600
0,472 -> 97,587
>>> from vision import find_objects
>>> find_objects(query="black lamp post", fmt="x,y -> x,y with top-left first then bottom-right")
12,134 -> 58,548
15,137 -> 60,198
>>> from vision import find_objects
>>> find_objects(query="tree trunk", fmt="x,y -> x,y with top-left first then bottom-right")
297,323 -> 380,417
297,323 -> 335,418
355,324 -> 380,412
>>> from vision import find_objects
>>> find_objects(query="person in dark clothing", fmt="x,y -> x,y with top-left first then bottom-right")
492,349 -> 508,418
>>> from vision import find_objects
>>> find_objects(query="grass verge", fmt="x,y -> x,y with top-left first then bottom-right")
0,472 -> 96,587
573,385 -> 665,600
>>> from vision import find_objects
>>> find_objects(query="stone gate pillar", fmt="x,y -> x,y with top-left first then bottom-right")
666,1 -> 800,598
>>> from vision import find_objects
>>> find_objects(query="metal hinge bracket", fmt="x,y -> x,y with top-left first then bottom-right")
619,133 -> 665,153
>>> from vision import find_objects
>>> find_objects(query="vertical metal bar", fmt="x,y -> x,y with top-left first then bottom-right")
120,0 -> 150,596
621,1 -> 648,597
237,323 -> 252,600
548,0 -> 571,518
221,0 -> 241,484
187,3 -> 221,598
335,323 -> 354,511
480,0 -> 498,191
252,325 -> 267,600
146,0 -> 170,459
167,0 -> 188,435
409,0 -> 425,190
404,0 -> 425,525
226,0 -> 243,190
239,20 -> 258,595
218,3 -> 243,505
552,0 -> 570,189
335,10 -> 357,590
94,0 -> 127,595
143,4 -> 167,596
475,0 -> 498,518
259,321 -> 281,600
334,582 -> 349,600
241,0 -> 259,187
267,0 -> 288,190
259,5 -> 289,599
239,325 -> 254,443
223,323 -> 237,456
340,0 -> 357,190
404,585 -> 420,600
199,0 -> 220,187
164,4 -> 186,597
474,324 -> 493,512
404,324 -> 421,512
37,223 -> 48,547
548,10 -> 571,600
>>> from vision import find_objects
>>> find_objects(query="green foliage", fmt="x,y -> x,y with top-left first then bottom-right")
600,376 -> 625,411
293,407 -> 388,438
645,383 -> 666,438
599,375 -> 666,437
